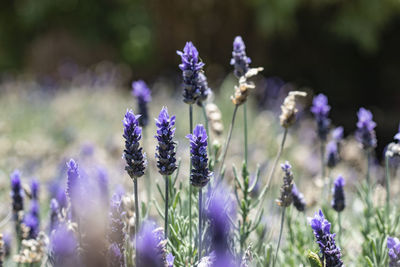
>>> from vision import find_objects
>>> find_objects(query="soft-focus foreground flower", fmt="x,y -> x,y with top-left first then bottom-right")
291,184 -> 306,212
388,237 -> 400,267
136,221 -> 167,267
332,176 -> 345,212
123,109 -> 146,179
309,210 -> 343,266
155,107 -> 177,176
311,94 -> 331,141
230,36 -> 251,78
356,107 -> 377,150
186,124 -> 211,188
132,80 -> 151,127
49,224 -> 78,267
177,42 -> 206,104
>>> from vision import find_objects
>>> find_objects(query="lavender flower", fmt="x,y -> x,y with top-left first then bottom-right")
108,243 -> 124,267
177,42 -> 205,104
66,159 -> 80,202
388,237 -> 400,267
230,36 -> 251,78
108,194 -> 125,259
311,94 -> 331,141
123,109 -> 146,179
49,199 -> 60,232
291,184 -> 306,212
326,141 -> 339,168
332,126 -> 344,142
155,107 -> 177,176
197,72 -> 211,105
49,224 -> 79,267
136,221 -> 167,267
2,233 -> 10,258
332,176 -> 345,212
309,210 -> 343,266
355,107 -> 377,150
132,80 -> 152,127
10,170 -> 24,217
30,179 -> 39,200
186,124 -> 211,188
276,162 -> 294,207
166,253 -> 174,267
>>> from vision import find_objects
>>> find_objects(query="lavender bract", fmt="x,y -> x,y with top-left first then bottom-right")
332,176 -> 345,212
309,210 -> 343,266
123,109 -> 146,179
132,80 -> 151,127
155,107 -> 177,176
388,237 -> 400,267
311,94 -> 331,141
355,107 -> 377,150
230,36 -> 251,78
186,124 -> 211,188
177,42 -> 205,104
291,184 -> 306,212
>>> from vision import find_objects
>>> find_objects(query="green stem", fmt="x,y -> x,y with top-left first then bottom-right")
143,128 -> 151,209
385,155 -> 390,219
256,128 -> 288,220
244,102 -> 248,167
320,141 -> 326,182
365,150 -> 372,233
273,208 -> 286,267
217,105 -> 239,178
338,212 -> 342,246
189,104 -> 193,259
133,179 -> 139,267
198,188 -> 203,261
164,175 -> 169,239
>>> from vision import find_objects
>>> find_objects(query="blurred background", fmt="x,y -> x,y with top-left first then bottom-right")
1,0 -> 400,154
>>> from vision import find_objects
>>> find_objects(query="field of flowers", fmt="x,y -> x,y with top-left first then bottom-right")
0,36 -> 399,267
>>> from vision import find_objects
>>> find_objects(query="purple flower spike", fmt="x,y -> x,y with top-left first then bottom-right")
123,109 -> 146,179
326,141 -> 339,168
155,107 -> 177,176
309,210 -> 343,266
177,42 -> 207,104
23,202 -> 40,239
49,224 -> 78,267
186,124 -> 211,188
50,198 -> 60,231
136,221 -> 166,267
311,94 -> 331,141
10,170 -> 24,216
332,176 -> 345,212
291,184 -> 306,212
332,126 -> 344,142
30,179 -> 39,200
355,107 -> 377,150
66,159 -> 79,202
388,237 -> 400,266
132,80 -> 151,127
230,36 -> 251,78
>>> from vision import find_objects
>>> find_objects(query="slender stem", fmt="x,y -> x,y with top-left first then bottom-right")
216,105 -> 239,179
385,155 -> 390,219
198,188 -> 203,261
201,104 -> 211,160
189,104 -> 193,259
143,128 -> 151,208
244,102 -> 248,167
255,128 -> 288,220
320,141 -> 326,182
273,208 -> 286,267
365,150 -> 372,232
338,212 -> 342,247
133,179 -> 139,267
164,175 -> 169,239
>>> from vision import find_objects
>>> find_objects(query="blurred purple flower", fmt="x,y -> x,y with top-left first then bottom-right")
291,184 -> 306,212
388,237 -> 400,267
30,179 -> 39,200
132,80 -> 151,127
108,243 -> 124,267
309,210 -> 343,266
49,224 -> 79,267
123,109 -> 146,179
230,36 -> 251,78
50,199 -> 60,232
311,94 -> 331,141
2,233 -> 11,258
136,221 -> 166,267
155,107 -> 177,176
332,126 -> 344,142
10,170 -> 24,217
166,253 -> 174,267
23,200 -> 40,239
186,124 -> 211,188
332,176 -> 345,212
355,107 -> 377,150
96,166 -> 109,205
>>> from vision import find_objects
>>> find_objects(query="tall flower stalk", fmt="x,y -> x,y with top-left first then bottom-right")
122,109 -> 146,266
311,94 -> 331,193
186,124 -> 211,260
273,162 -> 294,267
155,107 -> 177,239
177,41 -> 206,258
132,80 -> 152,205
